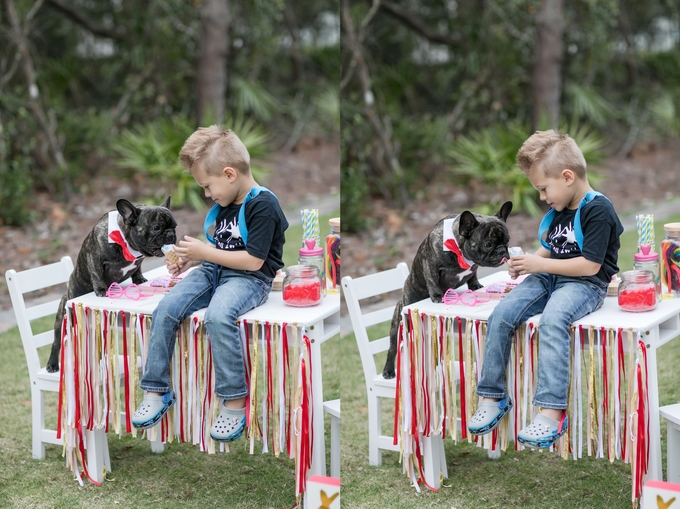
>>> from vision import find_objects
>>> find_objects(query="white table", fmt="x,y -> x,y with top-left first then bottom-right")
399,271 -> 680,497
57,266 -> 340,495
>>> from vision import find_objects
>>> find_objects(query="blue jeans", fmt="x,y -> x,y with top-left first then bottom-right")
140,263 -> 271,400
477,273 -> 607,409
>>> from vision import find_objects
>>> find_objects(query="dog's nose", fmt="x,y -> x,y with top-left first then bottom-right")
165,231 -> 177,244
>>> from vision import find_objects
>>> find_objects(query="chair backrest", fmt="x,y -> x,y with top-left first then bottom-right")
4,256 -> 73,380
341,262 -> 409,382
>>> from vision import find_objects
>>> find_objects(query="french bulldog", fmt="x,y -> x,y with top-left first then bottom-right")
47,197 -> 177,372
382,201 -> 513,379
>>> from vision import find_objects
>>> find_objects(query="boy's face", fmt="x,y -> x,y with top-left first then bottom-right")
527,167 -> 578,211
192,164 -> 239,207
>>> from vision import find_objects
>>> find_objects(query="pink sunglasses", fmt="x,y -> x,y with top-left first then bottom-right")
442,289 -> 491,306
106,282 -> 158,300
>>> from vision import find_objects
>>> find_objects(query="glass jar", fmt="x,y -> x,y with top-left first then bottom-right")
282,265 -> 322,307
618,270 -> 658,312
633,244 -> 661,297
661,222 -> 680,296
325,217 -> 340,294
299,239 -> 326,296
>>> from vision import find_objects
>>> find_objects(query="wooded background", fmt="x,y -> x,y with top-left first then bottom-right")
0,0 -> 339,225
341,0 -> 680,232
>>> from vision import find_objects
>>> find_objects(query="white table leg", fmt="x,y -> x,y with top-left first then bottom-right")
84,428 -> 107,483
308,321 -> 327,477
150,432 -> 165,453
646,329 -> 662,481
422,435 -> 442,490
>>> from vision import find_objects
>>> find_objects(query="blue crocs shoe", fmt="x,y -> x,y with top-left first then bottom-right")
517,412 -> 569,449
210,406 -> 247,442
468,397 -> 513,436
131,391 -> 176,430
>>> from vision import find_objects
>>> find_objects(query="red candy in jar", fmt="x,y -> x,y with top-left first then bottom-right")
617,269 -> 658,312
282,265 -> 323,307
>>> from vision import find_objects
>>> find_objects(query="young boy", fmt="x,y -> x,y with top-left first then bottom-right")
467,130 -> 623,448
131,126 -> 288,442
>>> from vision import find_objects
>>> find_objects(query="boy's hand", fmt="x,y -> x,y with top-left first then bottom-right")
508,254 -> 544,276
165,257 -> 195,276
507,258 -> 521,279
175,235 -> 211,263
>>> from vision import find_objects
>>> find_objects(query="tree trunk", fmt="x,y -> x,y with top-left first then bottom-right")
197,0 -> 230,126
531,0 -> 565,130
283,0 -> 304,82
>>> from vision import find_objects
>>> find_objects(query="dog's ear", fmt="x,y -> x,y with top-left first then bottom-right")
117,199 -> 140,225
458,211 -> 479,238
160,195 -> 172,210
494,201 -> 513,222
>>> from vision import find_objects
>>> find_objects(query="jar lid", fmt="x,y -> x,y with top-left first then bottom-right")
329,217 -> 340,228
299,239 -> 323,256
664,222 -> 680,233
634,244 -> 658,262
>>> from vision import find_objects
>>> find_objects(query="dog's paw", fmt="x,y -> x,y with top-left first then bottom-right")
382,368 -> 396,380
94,287 -> 107,297
468,281 -> 483,291
133,275 -> 148,285
46,361 -> 60,373
431,294 -> 443,303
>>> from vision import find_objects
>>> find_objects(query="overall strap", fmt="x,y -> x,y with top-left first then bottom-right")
203,186 -> 277,246
537,191 -> 605,250
238,186 -> 276,246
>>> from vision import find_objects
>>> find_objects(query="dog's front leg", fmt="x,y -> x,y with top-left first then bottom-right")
131,265 -> 147,285
466,272 -> 483,291
90,270 -> 111,297
424,260 -> 446,303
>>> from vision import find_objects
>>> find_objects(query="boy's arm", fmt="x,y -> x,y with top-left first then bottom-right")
511,253 -> 601,277
175,235 -> 265,271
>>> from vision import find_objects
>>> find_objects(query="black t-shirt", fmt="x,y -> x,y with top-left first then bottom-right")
546,195 -> 624,285
212,191 -> 289,281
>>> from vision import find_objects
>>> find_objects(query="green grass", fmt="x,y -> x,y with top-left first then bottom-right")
338,218 -> 680,508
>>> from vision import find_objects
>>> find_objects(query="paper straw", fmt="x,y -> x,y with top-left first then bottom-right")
301,209 -> 320,246
635,214 -> 654,250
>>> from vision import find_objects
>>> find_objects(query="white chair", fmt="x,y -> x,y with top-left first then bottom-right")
342,263 -> 409,466
4,257 -> 111,469
323,399 -> 340,478
660,404 -> 680,484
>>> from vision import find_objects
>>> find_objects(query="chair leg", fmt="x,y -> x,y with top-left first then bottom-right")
32,388 -> 46,460
367,392 -> 382,466
330,411 -> 340,478
669,421 -> 680,484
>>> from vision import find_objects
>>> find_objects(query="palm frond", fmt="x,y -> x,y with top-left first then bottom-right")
232,77 -> 280,121
566,84 -> 614,127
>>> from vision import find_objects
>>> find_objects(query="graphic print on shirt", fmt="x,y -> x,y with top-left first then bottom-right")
549,219 -> 578,254
215,215 -> 244,250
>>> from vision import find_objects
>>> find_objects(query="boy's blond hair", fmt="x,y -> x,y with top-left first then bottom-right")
516,130 -> 587,180
179,126 -> 250,175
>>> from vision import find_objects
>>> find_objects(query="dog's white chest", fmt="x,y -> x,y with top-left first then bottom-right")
457,268 -> 474,282
120,260 -> 142,277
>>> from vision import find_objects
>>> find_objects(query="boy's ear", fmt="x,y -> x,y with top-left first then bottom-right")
222,166 -> 238,180
561,169 -> 575,183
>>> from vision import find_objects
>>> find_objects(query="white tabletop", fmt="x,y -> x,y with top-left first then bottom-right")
404,271 -> 680,341
67,266 -> 341,328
